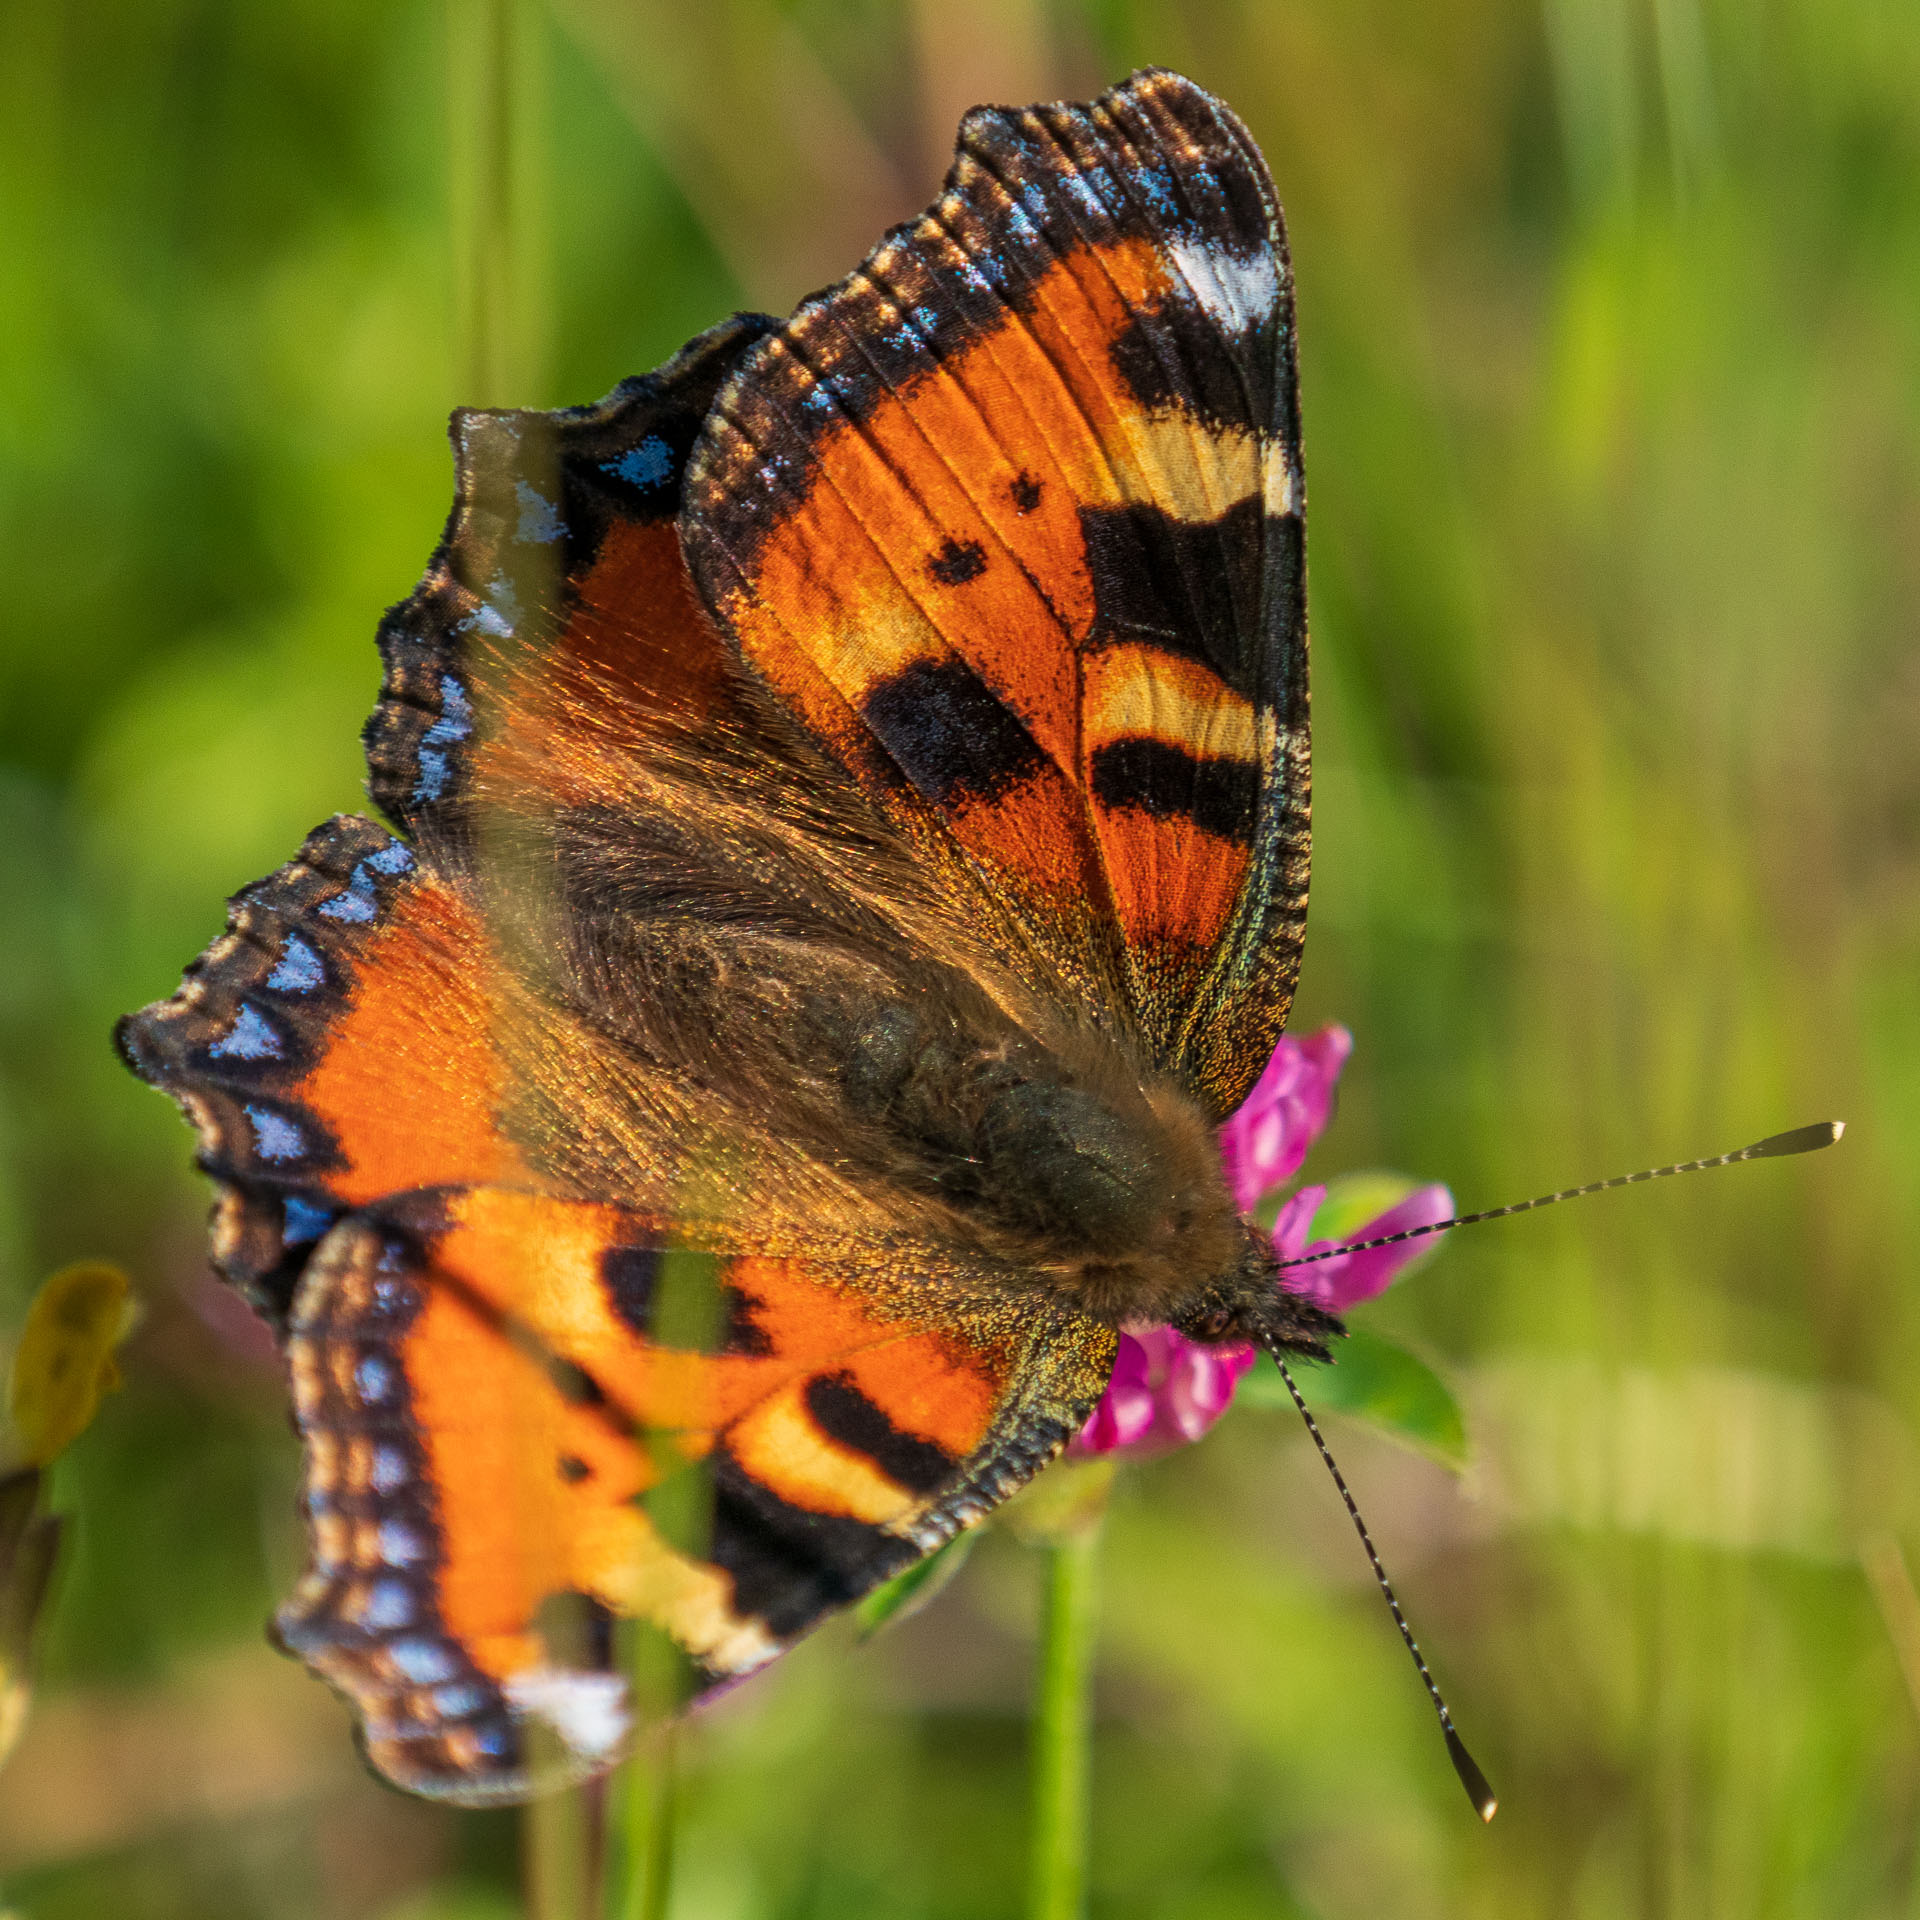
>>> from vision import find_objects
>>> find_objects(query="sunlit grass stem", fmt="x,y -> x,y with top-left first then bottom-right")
607,1616 -> 691,1920
449,0 -> 547,407
615,1726 -> 679,1920
526,1769 -> 596,1920
1029,1519 -> 1102,1920
452,7 -> 585,1911
606,1253 -> 721,1917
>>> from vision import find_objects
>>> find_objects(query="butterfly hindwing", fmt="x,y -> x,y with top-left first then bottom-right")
683,68 -> 1310,1116
276,1184 -> 1114,1802
363,311 -> 778,860
122,812 -> 1123,1801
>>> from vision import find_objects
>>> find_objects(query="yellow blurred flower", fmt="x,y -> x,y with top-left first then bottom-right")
0,1260 -> 138,1771
9,1260 -> 140,1469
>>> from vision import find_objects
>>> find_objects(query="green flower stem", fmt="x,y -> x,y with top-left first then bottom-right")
524,1767 -> 595,1920
447,0 -> 546,407
1029,1517 -> 1103,1920
452,8 -> 580,1909
604,1583 -> 692,1918
614,1725 -> 679,1920
449,0 -> 512,406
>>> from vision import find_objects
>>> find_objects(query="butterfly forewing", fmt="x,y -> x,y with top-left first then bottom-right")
683,68 -> 1309,1116
362,311 -> 779,860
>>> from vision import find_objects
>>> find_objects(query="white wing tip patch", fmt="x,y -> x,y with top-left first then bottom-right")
504,1666 -> 633,1760
1167,237 -> 1281,336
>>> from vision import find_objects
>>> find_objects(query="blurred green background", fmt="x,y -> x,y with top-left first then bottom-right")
3,0 -> 1918,1913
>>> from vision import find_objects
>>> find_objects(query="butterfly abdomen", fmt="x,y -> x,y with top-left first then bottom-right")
799,984 -> 1248,1326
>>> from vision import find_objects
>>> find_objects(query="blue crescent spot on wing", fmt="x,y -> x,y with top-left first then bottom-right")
514,480 -> 568,544
209,1002 -> 284,1061
605,435 -> 676,489
247,1105 -> 307,1162
266,934 -> 326,994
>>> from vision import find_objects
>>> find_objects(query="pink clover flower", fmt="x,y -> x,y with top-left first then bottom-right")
1070,1025 -> 1450,1460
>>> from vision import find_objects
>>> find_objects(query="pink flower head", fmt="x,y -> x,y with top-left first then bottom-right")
1070,1026 -> 1451,1460
1218,1023 -> 1352,1212
1071,1325 -> 1259,1456
1268,1178 -> 1454,1315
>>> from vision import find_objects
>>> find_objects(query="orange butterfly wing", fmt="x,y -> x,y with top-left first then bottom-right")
115,816 -> 526,1320
363,311 -> 780,854
277,1186 -> 1109,1803
684,68 -> 1310,1116
120,312 -> 1120,1801
119,314 -> 786,1319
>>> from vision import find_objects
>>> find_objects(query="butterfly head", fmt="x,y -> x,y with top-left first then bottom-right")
1166,1226 -> 1343,1361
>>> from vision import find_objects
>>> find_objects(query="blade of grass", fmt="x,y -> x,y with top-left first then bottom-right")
614,1720 -> 678,1920
606,1249 -> 720,1918
448,0 -> 548,406
450,9 -> 579,1911
526,1762 -> 598,1920
1028,1519 -> 1102,1920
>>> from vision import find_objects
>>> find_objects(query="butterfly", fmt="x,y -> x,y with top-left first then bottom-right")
117,67 -> 1324,1804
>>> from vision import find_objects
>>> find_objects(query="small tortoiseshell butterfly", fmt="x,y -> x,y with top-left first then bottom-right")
119,68 -> 1326,1803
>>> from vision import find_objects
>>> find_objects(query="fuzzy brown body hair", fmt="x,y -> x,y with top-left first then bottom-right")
451,652 -> 1265,1335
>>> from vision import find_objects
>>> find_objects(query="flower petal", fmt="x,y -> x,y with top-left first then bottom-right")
1070,1328 -> 1256,1460
1270,1183 -> 1327,1261
1070,1333 -> 1157,1455
1218,1025 -> 1352,1212
1302,1182 -> 1454,1312
1162,1335 -> 1256,1443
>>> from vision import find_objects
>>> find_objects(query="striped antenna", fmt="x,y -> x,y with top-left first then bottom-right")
1262,1334 -> 1497,1821
1277,1122 -> 1843,1277
1267,1118 -> 1844,1819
